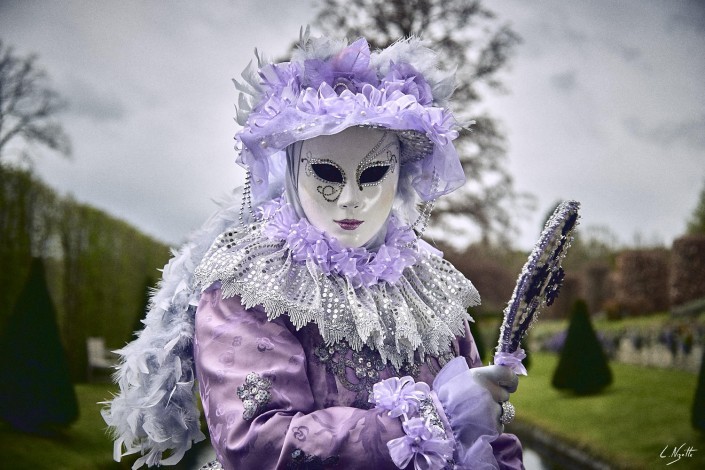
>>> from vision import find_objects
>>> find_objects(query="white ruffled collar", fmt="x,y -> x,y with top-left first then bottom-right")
259,198 -> 420,288
194,203 -> 480,368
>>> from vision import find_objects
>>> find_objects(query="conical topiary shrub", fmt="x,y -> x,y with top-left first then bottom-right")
0,258 -> 79,432
552,299 -> 612,394
692,345 -> 705,430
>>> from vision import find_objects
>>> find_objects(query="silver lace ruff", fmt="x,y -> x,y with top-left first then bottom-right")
194,222 -> 480,369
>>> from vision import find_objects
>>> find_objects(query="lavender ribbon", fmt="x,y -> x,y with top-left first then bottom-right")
387,417 -> 454,470
493,349 -> 528,376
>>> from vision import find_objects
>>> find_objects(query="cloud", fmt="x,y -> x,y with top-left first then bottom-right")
2,0 -> 703,252
668,0 -> 705,33
616,44 -> 641,62
623,114 -> 705,150
62,76 -> 127,122
549,70 -> 577,93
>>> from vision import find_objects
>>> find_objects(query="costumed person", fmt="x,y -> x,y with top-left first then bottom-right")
103,32 -> 524,470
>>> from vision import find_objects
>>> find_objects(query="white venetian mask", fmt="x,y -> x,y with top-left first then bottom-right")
297,127 -> 400,248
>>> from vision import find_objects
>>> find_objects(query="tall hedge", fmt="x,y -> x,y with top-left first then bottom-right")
0,258 -> 78,431
671,235 -> 705,308
552,299 -> 612,394
614,249 -> 670,315
0,165 -> 171,381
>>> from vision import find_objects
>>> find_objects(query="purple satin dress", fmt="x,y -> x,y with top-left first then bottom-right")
194,287 -> 523,469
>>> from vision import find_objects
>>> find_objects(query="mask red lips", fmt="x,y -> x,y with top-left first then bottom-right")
335,219 -> 364,231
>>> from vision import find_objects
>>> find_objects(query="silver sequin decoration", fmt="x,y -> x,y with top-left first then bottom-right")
419,397 -> 446,433
418,397 -> 454,469
199,460 -> 223,470
237,372 -> 272,421
355,126 -> 434,164
397,129 -> 434,163
194,221 -> 480,370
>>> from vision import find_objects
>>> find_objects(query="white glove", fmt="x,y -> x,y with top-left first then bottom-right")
469,364 -> 519,402
468,364 -> 518,431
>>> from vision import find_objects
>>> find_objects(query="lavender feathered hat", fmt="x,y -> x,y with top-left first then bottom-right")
236,29 -> 465,208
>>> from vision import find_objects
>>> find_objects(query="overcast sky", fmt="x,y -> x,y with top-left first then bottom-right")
1,0 -> 704,250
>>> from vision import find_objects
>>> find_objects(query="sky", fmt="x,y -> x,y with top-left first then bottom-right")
1,0 -> 703,250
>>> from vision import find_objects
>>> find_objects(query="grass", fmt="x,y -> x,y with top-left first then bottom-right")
0,383 -> 136,469
0,383 -> 211,469
511,352 -> 705,469
3,356 -> 705,469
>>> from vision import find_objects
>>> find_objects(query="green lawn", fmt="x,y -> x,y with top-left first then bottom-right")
0,384 -> 211,469
3,358 -> 705,469
511,352 -> 705,469
0,384 -> 135,469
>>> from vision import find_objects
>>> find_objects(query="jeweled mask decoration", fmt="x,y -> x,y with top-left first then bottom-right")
298,127 -> 400,248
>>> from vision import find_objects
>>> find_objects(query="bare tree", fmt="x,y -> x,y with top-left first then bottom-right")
314,0 -> 532,245
0,40 -> 71,163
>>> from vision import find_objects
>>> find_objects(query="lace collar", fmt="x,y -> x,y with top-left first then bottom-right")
194,200 -> 480,368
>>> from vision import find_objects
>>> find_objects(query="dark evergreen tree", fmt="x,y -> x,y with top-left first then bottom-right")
692,345 -> 705,431
0,258 -> 79,432
552,299 -> 612,394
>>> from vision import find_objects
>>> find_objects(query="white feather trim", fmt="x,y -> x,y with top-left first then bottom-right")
101,188 -> 246,468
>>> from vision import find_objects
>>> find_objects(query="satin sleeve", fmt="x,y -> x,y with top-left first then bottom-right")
458,323 -> 525,469
194,288 -> 405,470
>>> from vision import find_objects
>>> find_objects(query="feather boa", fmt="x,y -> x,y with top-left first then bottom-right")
101,189 -> 247,468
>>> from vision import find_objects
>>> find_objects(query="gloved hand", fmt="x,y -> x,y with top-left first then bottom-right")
432,359 -> 519,468
469,364 -> 519,403
468,364 -> 518,433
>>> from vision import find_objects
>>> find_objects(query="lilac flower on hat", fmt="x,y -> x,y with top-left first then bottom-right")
304,38 -> 379,94
383,62 -> 434,106
233,35 -> 467,204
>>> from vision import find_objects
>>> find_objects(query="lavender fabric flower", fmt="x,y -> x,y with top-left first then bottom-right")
369,376 -> 431,418
387,417 -> 454,470
382,62 -> 434,106
260,198 -> 419,288
303,38 -> 379,93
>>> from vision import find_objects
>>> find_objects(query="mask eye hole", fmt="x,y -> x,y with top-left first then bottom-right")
311,163 -> 344,184
359,165 -> 390,185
